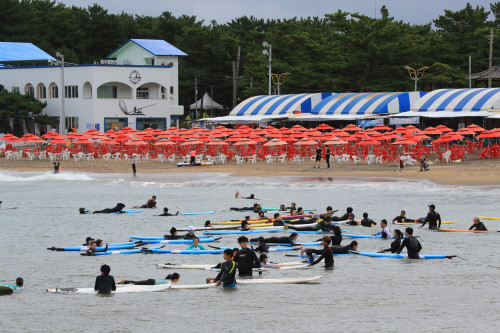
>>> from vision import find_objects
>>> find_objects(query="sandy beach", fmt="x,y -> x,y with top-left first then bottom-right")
2,154 -> 500,186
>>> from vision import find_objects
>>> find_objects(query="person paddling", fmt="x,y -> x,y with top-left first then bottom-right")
118,273 -> 180,286
258,254 -> 282,269
158,207 -> 180,216
469,217 -> 488,231
249,233 -> 299,245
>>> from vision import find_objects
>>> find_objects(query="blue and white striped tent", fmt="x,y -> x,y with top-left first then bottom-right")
402,88 -> 500,118
202,93 -> 332,123
302,92 -> 425,120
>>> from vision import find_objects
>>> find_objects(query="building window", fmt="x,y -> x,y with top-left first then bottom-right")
161,86 -> 166,99
65,85 -> 79,98
170,86 -> 174,94
25,84 -> 34,96
65,117 -> 79,131
136,118 -> 166,131
136,87 -> 149,99
105,117 -> 128,131
97,86 -> 117,98
50,85 -> 58,99
37,84 -> 47,99
12,87 -> 20,93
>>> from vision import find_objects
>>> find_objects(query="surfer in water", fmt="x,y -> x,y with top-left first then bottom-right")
1,277 -> 24,291
397,227 -> 422,259
272,213 -> 284,226
332,207 -> 354,221
301,240 -> 358,256
234,236 -> 262,277
94,264 -> 116,294
83,237 -> 94,246
183,226 -> 197,239
392,210 -> 414,224
158,207 -> 180,216
85,203 -> 126,214
252,237 -> 269,253
83,241 -> 109,256
241,220 -> 252,231
134,195 -> 157,209
204,220 -> 213,228
207,248 -> 237,287
258,254 -> 282,269
230,203 -> 262,212
469,217 -> 488,231
373,220 -> 391,239
379,229 -> 403,253
286,215 -> 335,232
360,213 -> 376,227
235,191 -> 259,199
308,236 -> 333,269
164,227 -> 183,240
249,233 -> 299,245
419,204 -> 441,229
118,273 -> 180,286
186,236 -> 205,250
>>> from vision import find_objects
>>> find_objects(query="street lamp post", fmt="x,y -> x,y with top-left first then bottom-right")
262,42 -> 272,95
271,73 -> 290,95
56,52 -> 65,134
404,65 -> 429,91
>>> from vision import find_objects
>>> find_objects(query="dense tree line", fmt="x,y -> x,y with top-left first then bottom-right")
2,0 -> 500,116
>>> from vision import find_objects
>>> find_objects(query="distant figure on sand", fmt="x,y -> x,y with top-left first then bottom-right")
132,157 -> 137,176
313,145 -> 322,168
420,157 -> 429,171
53,162 -> 59,174
190,149 -> 196,166
325,147 -> 331,168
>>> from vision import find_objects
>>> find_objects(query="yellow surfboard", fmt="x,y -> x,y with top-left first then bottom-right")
394,220 -> 458,225
478,216 -> 500,220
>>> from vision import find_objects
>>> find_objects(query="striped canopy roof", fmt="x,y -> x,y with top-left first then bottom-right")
310,92 -> 425,119
229,93 -> 333,117
411,88 -> 500,113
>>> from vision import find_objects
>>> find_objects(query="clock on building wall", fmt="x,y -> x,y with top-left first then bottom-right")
129,70 -> 141,84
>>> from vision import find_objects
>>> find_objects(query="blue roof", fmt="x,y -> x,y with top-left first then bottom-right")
107,39 -> 188,58
0,42 -> 55,62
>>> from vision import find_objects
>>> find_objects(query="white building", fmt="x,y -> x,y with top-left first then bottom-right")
0,39 -> 187,133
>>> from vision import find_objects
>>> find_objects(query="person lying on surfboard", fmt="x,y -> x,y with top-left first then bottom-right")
241,219 -> 252,231
302,240 -> 358,256
118,273 -> 180,286
235,191 -> 259,200
469,217 -> 488,231
258,254 -> 282,269
83,203 -> 126,214
286,215 -> 334,232
252,237 -> 269,253
158,207 -> 180,216
249,233 -> 299,245
392,210 -> 415,224
134,195 -> 157,209
164,227 -> 183,240
1,277 -> 24,291
332,207 -> 354,221
82,241 -> 109,256
230,203 -> 262,212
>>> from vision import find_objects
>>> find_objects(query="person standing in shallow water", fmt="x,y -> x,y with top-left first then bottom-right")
132,157 -> 137,176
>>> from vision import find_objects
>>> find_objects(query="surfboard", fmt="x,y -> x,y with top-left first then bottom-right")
47,242 -> 139,252
176,162 -> 212,167
209,245 -> 301,252
129,235 -> 212,240
214,220 -> 270,225
203,229 -> 282,235
177,225 -> 241,231
157,263 -> 308,270
353,251 -> 457,259
478,216 -> 500,220
149,249 -> 224,254
394,220 -> 458,225
139,237 -> 221,244
236,276 -> 321,284
438,228 -> 498,233
181,211 -> 215,215
87,245 -> 164,256
262,208 -> 316,212
47,284 -> 172,293
90,209 -> 143,214
0,285 -> 15,295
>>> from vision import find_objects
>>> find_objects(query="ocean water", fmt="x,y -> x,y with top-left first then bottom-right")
0,171 -> 499,333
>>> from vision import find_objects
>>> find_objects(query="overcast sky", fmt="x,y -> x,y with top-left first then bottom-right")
57,0 -> 495,25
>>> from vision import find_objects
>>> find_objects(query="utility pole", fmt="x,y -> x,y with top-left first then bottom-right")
488,29 -> 494,88
56,52 -> 65,134
210,85 -> 214,118
469,56 -> 472,88
250,77 -> 253,91
232,46 -> 241,109
194,77 -> 198,120
263,42 -> 272,95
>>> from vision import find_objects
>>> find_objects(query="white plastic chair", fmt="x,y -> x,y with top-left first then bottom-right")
340,154 -> 350,163
235,155 -> 245,165
265,155 -> 276,164
38,151 -> 47,160
167,154 -> 176,163
113,152 -> 121,160
333,155 -> 341,163
102,153 -> 112,161
157,154 -> 165,162
365,154 -> 375,165
247,154 -> 257,164
442,150 -> 452,163
352,156 -> 361,164
375,156 -> 384,164
218,154 -> 226,164
277,154 -> 287,163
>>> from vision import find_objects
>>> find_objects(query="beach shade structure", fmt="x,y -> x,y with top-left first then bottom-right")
420,127 -> 443,135
181,139 -> 203,146
120,127 -> 133,132
294,138 -> 318,146
264,125 -> 277,130
404,125 -> 421,133
413,133 -> 432,140
224,135 -> 242,142
211,131 -> 230,138
289,132 -> 308,138
372,124 -> 392,131
42,131 -> 64,139
456,128 -> 477,135
332,129 -> 350,136
89,133 -> 108,140
434,132 -> 465,143
265,132 -> 283,138
291,125 -> 307,131
391,139 -> 418,146
352,132 -> 370,139
180,133 -> 198,139
167,136 -> 186,142
342,124 -> 362,132
249,135 -> 267,143
125,138 -> 148,146
324,138 -> 347,145
476,130 -> 500,139
466,124 -> 485,132
356,138 -> 381,146
151,129 -> 166,135
83,129 -> 101,135
143,127 -> 155,132
391,127 -> 412,134
1,135 -> 21,142
368,133 -> 386,141
113,134 -> 133,141
233,138 -> 257,146
98,138 -> 118,145
197,136 -> 213,142
137,134 -> 156,141
309,134 -> 327,141
29,137 -> 48,144
72,138 -> 94,145
381,132 -> 399,140
105,129 -> 116,135
206,139 -> 229,146
435,125 -> 453,132
316,123 -> 334,130
263,139 -> 287,147
154,140 -> 176,146
48,138 -> 69,144
279,135 -> 297,142
252,128 -> 268,135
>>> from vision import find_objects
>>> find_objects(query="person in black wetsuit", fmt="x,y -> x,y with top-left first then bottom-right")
325,147 -> 331,168
83,236 -> 94,246
94,264 -> 116,294
249,233 -> 298,245
164,227 -> 183,240
302,240 -> 357,256
419,204 -> 441,229
287,203 -> 297,211
207,249 -> 237,287
287,215 -> 334,232
345,213 -> 357,225
252,237 -> 269,252
92,203 -> 126,214
392,210 -> 415,224
309,236 -> 333,269
360,212 -> 376,227
328,225 -> 343,245
313,145 -> 322,168
204,220 -> 213,228
320,206 -> 338,218
258,211 -> 268,220
79,208 -> 92,214
397,227 -> 422,259
83,241 -> 109,256
183,226 -> 197,239
118,273 -> 180,285
158,207 -> 180,216
233,236 -> 262,277
235,191 -> 259,200
230,203 -> 261,212
279,204 -> 286,211
332,207 -> 353,221
379,229 -> 403,253
241,220 -> 251,231
272,213 -> 284,226
469,217 -> 488,231
296,207 -> 305,216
